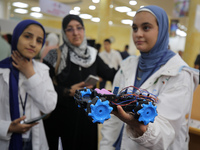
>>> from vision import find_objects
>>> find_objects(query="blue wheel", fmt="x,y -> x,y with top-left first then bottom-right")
80,88 -> 92,99
88,98 -> 113,124
137,102 -> 158,125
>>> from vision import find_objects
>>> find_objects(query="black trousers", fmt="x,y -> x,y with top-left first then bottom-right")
43,105 -> 98,150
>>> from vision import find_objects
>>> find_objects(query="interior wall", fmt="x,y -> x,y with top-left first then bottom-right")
0,19 -> 19,34
17,17 -> 130,53
1,17 -> 187,56
84,21 -> 132,52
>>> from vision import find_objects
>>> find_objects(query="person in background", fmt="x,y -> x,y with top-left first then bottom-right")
42,14 -> 117,150
194,53 -> 200,69
94,43 -> 101,53
120,44 -> 130,60
2,33 -> 12,45
99,39 -> 122,89
40,32 -> 59,62
100,5 -> 199,150
0,19 -> 57,150
0,27 -> 11,61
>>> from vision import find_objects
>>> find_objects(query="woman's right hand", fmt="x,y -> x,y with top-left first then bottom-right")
8,116 -> 38,134
112,105 -> 147,137
69,81 -> 93,97
11,51 -> 35,79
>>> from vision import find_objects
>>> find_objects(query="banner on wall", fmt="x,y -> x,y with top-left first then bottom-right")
173,0 -> 189,17
39,0 -> 71,18
194,5 -> 200,32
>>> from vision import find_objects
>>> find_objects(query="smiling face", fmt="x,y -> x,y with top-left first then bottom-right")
17,24 -> 44,59
132,11 -> 159,53
65,20 -> 84,47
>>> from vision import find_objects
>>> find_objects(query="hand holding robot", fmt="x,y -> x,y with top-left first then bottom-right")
74,86 -> 158,125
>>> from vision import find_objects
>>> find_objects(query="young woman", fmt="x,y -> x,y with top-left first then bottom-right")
43,14 -> 117,150
0,20 -> 57,150
100,5 -> 199,150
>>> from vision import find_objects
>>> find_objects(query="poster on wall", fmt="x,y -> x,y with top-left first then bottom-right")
173,0 -> 189,17
39,0 -> 71,17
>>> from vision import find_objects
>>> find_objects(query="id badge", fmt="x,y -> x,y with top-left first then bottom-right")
22,130 -> 31,139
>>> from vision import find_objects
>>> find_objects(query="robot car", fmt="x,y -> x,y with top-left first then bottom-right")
74,86 -> 158,125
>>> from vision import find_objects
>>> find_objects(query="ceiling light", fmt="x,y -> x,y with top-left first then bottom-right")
14,8 -> 28,14
121,19 -> 133,25
69,10 -> 80,15
12,2 -> 28,8
92,0 -> 100,3
31,7 -> 41,12
127,11 -> 136,17
89,5 -> 96,10
109,21 -> 113,25
30,12 -> 43,18
79,14 -> 92,19
115,6 -> 131,13
110,5 -> 113,8
74,7 -> 80,11
91,17 -> 100,22
129,1 -> 137,6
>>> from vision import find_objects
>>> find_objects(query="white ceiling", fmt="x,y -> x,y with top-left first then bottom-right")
7,0 -> 189,29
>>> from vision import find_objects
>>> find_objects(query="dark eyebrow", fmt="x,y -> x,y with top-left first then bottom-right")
67,24 -> 83,28
132,22 -> 152,27
142,22 -> 152,26
23,32 -> 44,40
23,32 -> 33,36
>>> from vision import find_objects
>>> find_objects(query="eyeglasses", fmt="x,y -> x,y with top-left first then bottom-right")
65,26 -> 84,33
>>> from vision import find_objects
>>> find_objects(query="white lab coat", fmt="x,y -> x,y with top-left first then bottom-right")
100,54 -> 199,150
99,49 -> 122,70
0,60 -> 57,150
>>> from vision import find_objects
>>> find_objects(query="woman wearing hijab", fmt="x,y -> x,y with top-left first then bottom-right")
43,14 -> 116,150
100,5 -> 199,150
0,19 -> 57,150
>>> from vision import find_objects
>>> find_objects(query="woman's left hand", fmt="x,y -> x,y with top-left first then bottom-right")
112,105 -> 148,137
11,50 -> 35,78
69,81 -> 93,97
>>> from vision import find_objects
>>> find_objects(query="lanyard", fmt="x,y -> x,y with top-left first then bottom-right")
19,93 -> 28,116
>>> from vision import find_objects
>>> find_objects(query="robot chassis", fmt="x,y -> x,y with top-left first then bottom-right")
74,86 -> 158,125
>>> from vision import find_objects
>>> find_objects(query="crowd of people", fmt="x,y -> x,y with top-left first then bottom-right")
0,4 -> 199,150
